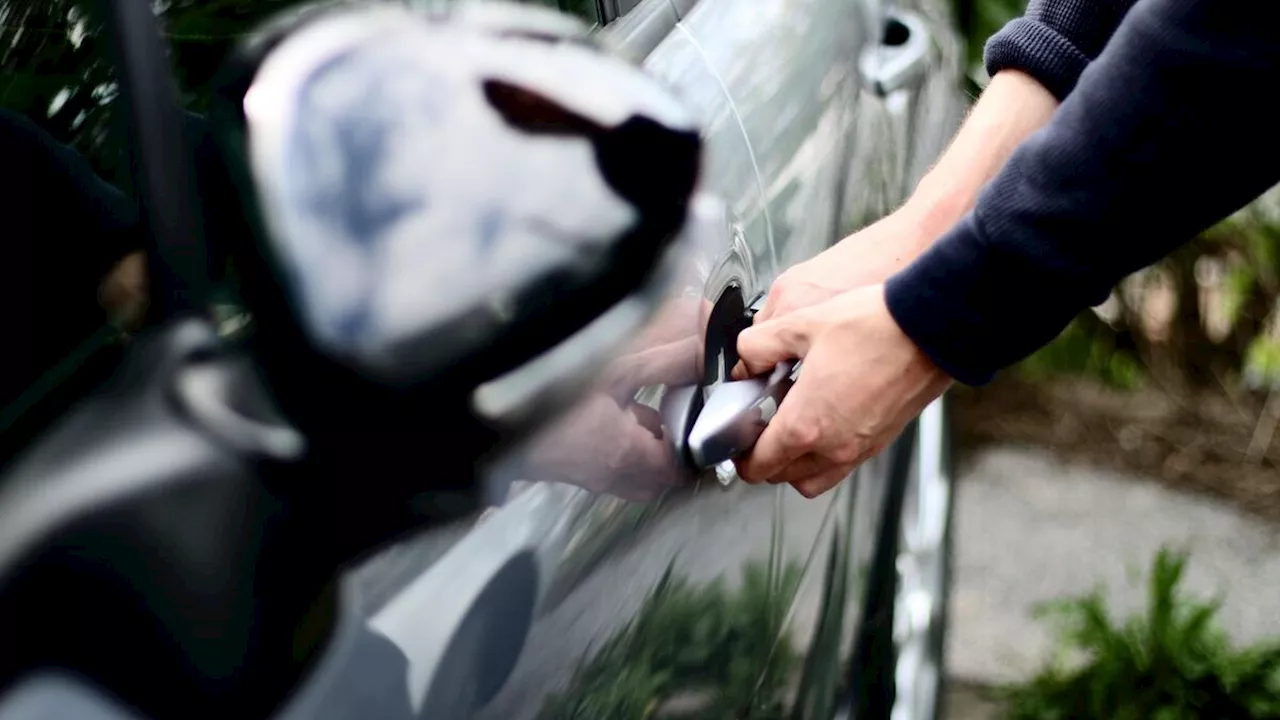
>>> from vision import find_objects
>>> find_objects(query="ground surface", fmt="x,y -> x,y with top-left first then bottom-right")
941,375 -> 1280,718
947,444 -> 1280,687
945,682 -> 1003,720
953,375 -> 1280,521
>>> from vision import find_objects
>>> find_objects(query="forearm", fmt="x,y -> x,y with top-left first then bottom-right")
904,69 -> 1059,238
904,0 -> 1142,237
903,0 -> 1145,235
886,0 -> 1280,385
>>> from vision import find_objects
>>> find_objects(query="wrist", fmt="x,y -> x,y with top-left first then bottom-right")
898,178 -> 974,247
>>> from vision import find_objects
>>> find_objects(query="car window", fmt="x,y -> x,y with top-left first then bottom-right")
0,1 -> 139,451
437,0 -> 602,27
615,0 -> 643,16
511,0 -> 598,24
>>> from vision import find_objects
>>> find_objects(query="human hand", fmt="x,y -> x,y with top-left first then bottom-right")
599,294 -> 709,402
730,285 -> 951,498
753,209 -> 941,323
99,251 -> 149,332
517,294 -> 711,501
522,392 -> 682,502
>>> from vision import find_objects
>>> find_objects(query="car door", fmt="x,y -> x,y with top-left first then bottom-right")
311,2 -> 863,719
15,1 -> 898,718
659,0 -> 886,708
673,0 -> 967,716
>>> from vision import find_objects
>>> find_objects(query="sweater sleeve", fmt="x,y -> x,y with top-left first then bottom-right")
885,0 -> 1280,386
984,0 -> 1140,99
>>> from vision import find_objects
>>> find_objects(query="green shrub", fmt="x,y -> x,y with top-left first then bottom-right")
1017,312 -> 1143,390
1244,335 -> 1280,390
1003,548 -> 1280,720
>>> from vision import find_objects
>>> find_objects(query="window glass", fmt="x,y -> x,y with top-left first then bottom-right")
526,0 -> 601,25
0,1 -> 139,437
616,0 -> 644,16
420,0 -> 601,27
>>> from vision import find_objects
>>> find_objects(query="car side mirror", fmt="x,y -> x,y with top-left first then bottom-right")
211,2 -> 702,461
0,6 -> 700,719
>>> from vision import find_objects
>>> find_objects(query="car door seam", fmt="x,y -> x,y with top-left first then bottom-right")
671,21 -> 779,277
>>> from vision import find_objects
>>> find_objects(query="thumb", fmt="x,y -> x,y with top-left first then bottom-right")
731,315 -> 810,380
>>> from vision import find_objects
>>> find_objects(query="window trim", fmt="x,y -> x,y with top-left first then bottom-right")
595,0 -> 677,58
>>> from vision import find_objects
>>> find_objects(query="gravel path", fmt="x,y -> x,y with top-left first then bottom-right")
946,445 -> 1280,687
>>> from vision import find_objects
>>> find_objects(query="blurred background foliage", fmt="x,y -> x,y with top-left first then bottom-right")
0,0 -> 306,187
0,0 -> 595,187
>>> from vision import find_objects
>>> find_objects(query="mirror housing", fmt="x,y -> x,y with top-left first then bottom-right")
211,3 -> 701,457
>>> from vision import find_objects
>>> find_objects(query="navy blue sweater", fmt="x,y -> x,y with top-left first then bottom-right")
883,0 -> 1280,386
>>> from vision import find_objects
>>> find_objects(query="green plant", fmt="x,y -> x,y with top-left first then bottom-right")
538,558 -> 804,720
1244,335 -> 1280,390
1004,548 -> 1280,720
1017,310 -> 1144,390
964,0 -> 1027,69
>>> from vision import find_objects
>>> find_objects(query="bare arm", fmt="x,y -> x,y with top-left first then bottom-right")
755,69 -> 1059,320
903,69 -> 1059,240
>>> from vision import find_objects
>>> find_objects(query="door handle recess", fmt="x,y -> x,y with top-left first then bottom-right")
661,290 -> 802,472
686,358 -> 799,469
858,10 -> 932,97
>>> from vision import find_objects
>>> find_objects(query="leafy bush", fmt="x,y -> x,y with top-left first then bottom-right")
1003,548 -> 1280,720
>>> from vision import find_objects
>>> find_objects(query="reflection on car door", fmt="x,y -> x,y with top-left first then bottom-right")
474,4 -> 828,719
327,1 -> 865,719
673,0 -> 888,687
674,0 -> 876,268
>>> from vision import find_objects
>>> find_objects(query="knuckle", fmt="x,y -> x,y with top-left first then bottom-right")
779,420 -> 820,450
775,322 -> 808,351
734,459 -> 763,483
829,439 -> 864,465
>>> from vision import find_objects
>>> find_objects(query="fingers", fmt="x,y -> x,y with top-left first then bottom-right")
626,401 -> 664,439
733,389 -> 813,483
752,288 -> 783,325
604,335 -> 703,397
627,295 -> 704,350
768,452 -> 840,486
731,315 -> 810,380
791,463 -> 856,499
100,251 -> 150,331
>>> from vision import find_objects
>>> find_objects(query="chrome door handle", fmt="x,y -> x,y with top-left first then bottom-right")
662,288 -> 802,472
686,358 -> 800,469
858,10 -> 931,97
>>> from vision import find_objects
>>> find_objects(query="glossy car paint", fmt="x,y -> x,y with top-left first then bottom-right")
0,0 -> 966,715
313,0 -> 970,718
